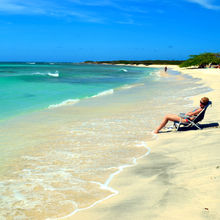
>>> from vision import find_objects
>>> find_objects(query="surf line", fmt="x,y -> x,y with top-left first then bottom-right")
50,142 -> 151,220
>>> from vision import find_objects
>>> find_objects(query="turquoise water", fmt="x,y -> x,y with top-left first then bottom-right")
0,63 -> 155,121
0,64 -> 212,219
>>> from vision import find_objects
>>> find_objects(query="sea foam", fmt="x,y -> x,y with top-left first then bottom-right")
91,89 -> 114,98
56,141 -> 150,220
48,89 -> 114,110
119,83 -> 144,90
33,71 -> 59,77
48,71 -> 59,77
48,99 -> 80,109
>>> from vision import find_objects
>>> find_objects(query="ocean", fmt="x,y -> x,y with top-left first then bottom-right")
0,63 -> 154,121
0,63 -> 210,219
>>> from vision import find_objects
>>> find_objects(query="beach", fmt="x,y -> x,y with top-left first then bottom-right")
0,64 -> 219,219
65,65 -> 220,220
1,0 -> 219,218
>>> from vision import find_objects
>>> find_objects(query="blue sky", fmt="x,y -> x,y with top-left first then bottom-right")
0,0 -> 219,61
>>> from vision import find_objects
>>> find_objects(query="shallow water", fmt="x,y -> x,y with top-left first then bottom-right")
0,67 -> 211,219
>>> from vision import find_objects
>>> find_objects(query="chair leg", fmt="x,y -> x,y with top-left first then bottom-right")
177,124 -> 180,131
174,122 -> 181,131
195,123 -> 202,130
191,122 -> 201,129
174,120 -> 202,131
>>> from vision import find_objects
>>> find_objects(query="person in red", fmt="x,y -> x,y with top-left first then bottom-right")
154,97 -> 209,133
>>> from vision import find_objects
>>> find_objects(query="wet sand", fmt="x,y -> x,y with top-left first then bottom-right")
66,66 -> 220,220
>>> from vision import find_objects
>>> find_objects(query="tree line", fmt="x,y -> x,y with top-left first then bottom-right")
84,60 -> 183,65
179,53 -> 220,68
84,52 -> 220,68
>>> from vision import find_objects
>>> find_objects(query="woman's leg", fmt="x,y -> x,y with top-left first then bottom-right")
154,114 -> 184,133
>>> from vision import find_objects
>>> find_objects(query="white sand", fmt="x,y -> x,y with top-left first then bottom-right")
65,65 -> 220,220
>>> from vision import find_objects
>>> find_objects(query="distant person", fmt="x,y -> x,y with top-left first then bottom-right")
154,97 -> 209,133
164,66 -> 167,72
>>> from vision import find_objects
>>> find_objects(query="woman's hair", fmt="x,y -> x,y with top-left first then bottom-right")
201,97 -> 209,106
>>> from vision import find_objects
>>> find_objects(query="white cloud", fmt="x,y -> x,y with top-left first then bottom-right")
0,0 -> 146,24
0,0 -> 50,14
186,0 -> 220,10
0,0 -> 27,12
67,0 -> 116,7
0,0 -> 106,22
0,0 -> 218,25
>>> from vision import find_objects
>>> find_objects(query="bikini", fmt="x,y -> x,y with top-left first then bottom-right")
184,107 -> 200,123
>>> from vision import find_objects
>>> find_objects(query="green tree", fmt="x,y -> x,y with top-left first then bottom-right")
180,53 -> 220,68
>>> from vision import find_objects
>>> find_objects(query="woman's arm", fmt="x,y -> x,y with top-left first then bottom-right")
186,108 -> 202,116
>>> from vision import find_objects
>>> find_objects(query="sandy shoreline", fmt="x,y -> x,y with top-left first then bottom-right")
65,65 -> 220,220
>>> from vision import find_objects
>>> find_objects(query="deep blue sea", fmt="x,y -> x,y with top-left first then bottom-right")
0,63 -> 155,121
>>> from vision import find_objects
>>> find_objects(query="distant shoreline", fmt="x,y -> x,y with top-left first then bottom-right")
83,60 -> 184,66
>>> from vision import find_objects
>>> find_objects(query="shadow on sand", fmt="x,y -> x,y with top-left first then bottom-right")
178,122 -> 219,131
161,122 -> 219,133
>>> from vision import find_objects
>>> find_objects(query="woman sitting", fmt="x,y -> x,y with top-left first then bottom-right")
154,97 -> 209,133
